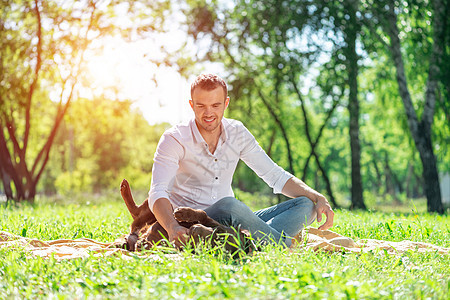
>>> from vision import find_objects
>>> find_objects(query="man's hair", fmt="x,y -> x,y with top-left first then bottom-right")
190,73 -> 228,100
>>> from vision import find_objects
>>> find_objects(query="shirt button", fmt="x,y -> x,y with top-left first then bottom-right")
214,158 -> 218,162
215,177 -> 218,180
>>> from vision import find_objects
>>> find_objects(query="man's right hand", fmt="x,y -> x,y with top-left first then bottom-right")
168,224 -> 189,248
153,198 -> 190,248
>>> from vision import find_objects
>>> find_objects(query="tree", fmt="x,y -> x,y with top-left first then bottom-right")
307,0 -> 366,208
363,0 -> 447,213
175,0 -> 448,210
342,0 -> 366,209
0,0 -> 168,202
180,0 -> 347,206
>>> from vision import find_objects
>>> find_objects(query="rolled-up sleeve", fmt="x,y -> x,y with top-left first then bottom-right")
148,132 -> 184,212
239,126 -> 293,194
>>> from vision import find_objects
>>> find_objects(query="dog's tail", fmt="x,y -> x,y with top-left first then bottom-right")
120,179 -> 140,219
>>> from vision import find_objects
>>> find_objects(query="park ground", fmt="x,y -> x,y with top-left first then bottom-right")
0,193 -> 449,299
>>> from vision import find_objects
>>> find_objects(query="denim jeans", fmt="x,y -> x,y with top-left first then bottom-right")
204,196 -> 317,247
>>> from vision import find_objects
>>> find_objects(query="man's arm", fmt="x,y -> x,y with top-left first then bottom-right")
152,197 -> 189,247
148,132 -> 188,246
237,124 -> 334,230
281,177 -> 334,230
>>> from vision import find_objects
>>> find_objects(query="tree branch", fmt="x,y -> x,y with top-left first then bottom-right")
312,149 -> 339,208
24,0 -> 43,155
256,86 -> 295,175
288,75 -> 316,179
359,8 -> 390,51
301,98 -> 340,181
422,0 -> 445,132
3,112 -> 22,164
32,1 -> 98,183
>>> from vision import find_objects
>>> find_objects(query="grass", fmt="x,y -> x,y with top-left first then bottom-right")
0,194 -> 449,299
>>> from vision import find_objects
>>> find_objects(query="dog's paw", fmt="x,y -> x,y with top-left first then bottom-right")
188,224 -> 214,245
189,224 -> 214,238
174,207 -> 207,223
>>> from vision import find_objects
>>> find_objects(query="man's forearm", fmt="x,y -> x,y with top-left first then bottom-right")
152,198 -> 189,246
282,176 -> 334,230
152,198 -> 179,233
281,177 -> 324,203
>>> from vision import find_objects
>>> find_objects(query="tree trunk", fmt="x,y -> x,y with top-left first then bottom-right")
0,126 -> 25,201
0,166 -> 13,200
344,0 -> 366,210
405,162 -> 413,198
384,151 -> 400,203
384,1 -> 444,213
371,155 -> 382,193
417,125 -> 443,212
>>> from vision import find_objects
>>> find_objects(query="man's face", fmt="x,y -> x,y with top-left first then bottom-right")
189,86 -> 229,135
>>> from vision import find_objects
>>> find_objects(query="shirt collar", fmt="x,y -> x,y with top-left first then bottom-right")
220,118 -> 229,143
190,118 -> 229,145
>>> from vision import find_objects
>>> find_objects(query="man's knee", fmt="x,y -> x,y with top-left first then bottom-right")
211,197 -> 247,213
205,197 -> 251,226
304,198 -> 317,225
294,196 -> 317,225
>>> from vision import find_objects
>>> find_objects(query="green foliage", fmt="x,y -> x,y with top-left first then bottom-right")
179,0 -> 450,210
0,198 -> 449,298
54,170 -> 94,196
0,0 -> 171,201
39,97 -> 169,194
2,0 -> 449,211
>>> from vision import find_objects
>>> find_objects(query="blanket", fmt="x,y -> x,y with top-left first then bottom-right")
1,228 -> 448,261
0,231 -> 180,261
295,227 -> 449,254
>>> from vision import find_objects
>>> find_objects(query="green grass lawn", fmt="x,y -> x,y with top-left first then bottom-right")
0,195 -> 449,299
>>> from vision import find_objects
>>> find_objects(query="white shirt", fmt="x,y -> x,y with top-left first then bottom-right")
148,118 -> 293,211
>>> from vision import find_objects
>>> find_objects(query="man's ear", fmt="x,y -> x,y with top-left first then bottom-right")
189,99 -> 194,109
225,97 -> 230,109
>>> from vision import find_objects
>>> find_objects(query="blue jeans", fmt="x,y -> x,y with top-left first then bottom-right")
204,197 -> 317,247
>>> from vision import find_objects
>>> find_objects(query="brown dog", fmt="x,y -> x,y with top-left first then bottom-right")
119,179 -> 256,255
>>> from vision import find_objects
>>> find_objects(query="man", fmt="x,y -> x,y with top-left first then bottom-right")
149,73 -> 334,248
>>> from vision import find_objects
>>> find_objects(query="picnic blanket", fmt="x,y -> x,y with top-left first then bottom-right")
0,231 -> 181,261
295,227 -> 449,254
1,228 -> 448,261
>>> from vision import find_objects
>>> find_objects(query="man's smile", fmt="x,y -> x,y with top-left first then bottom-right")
203,116 -> 216,123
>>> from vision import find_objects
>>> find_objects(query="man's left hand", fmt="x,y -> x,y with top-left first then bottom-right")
314,196 -> 334,230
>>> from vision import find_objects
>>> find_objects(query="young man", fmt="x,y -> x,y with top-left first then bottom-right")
149,74 -> 334,248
